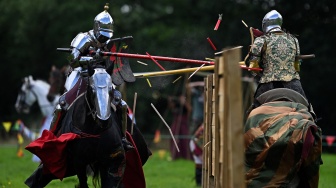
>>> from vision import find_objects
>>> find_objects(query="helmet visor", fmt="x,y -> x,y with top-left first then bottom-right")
99,30 -> 113,38
96,22 -> 113,42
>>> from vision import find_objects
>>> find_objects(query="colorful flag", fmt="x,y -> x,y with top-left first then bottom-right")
2,122 -> 12,133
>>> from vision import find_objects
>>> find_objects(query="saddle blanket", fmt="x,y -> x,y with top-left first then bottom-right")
244,101 -> 322,188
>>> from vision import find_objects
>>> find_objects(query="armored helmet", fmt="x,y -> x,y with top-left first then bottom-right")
262,10 -> 282,33
93,3 -> 114,43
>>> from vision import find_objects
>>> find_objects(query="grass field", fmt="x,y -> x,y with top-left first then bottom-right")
0,145 -> 335,187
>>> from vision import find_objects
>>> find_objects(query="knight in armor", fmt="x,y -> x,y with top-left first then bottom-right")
245,10 -> 308,111
51,3 -> 134,151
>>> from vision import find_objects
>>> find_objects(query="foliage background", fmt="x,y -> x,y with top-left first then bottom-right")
0,0 -> 335,135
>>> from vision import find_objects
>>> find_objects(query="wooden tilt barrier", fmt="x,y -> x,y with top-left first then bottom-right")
202,46 -> 245,188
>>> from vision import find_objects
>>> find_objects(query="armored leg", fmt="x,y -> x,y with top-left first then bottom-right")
49,104 -> 63,134
112,90 -> 134,152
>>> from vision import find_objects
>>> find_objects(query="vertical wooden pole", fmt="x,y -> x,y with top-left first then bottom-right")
203,76 -> 209,188
202,46 -> 245,188
216,54 -> 226,188
222,47 -> 245,188
212,58 -> 220,188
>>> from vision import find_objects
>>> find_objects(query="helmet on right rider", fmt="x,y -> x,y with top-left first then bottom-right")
262,10 -> 283,33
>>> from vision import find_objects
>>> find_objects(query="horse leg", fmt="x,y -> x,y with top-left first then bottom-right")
100,146 -> 126,188
75,165 -> 89,188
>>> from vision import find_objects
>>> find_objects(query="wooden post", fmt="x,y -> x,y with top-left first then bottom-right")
202,46 -> 245,188
203,75 -> 214,187
222,47 -> 245,188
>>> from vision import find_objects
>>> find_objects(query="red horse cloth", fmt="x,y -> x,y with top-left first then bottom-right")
26,130 -> 146,187
123,132 -> 146,188
25,130 -> 80,180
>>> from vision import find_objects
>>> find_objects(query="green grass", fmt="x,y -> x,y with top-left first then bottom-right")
0,145 -> 197,188
0,146 -> 80,188
0,145 -> 335,187
143,150 -> 197,188
318,153 -> 336,188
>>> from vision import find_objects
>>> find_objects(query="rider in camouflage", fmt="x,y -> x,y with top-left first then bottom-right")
246,10 -> 307,110
51,3 -> 134,151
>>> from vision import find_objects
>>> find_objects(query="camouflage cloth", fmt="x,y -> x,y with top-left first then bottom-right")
251,32 -> 300,83
244,101 -> 322,188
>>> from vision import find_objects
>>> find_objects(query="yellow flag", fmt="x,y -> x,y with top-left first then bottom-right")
3,122 -> 12,133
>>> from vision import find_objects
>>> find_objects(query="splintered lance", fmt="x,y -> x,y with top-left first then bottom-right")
100,52 -> 215,65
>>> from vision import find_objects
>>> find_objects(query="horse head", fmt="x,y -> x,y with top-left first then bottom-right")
86,65 -> 115,121
15,75 -> 56,116
15,76 -> 37,114
47,65 -> 67,102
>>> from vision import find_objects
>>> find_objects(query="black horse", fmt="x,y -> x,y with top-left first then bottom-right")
25,64 -> 150,188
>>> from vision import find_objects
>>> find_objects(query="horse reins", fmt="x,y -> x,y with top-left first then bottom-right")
85,92 -> 97,120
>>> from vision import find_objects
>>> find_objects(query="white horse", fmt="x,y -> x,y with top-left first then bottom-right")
15,75 -> 60,162
15,75 -> 59,116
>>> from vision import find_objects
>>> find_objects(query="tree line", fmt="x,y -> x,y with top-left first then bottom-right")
1,0 -> 335,135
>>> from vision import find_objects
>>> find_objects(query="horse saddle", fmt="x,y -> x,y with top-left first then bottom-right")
256,88 -> 309,107
255,88 -> 317,120
59,77 -> 87,110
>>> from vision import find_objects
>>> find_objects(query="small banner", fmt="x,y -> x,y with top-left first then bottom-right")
326,136 -> 336,147
2,122 -> 12,133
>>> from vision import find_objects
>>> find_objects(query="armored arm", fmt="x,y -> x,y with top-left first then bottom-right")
246,37 -> 265,75
68,32 -> 94,68
292,36 -> 302,72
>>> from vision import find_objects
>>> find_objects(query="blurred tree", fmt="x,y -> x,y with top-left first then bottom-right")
1,0 -> 335,135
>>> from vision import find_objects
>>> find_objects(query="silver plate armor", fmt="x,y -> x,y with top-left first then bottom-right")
89,68 -> 115,120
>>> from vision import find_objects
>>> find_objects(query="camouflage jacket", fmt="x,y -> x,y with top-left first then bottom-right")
244,101 -> 322,188
250,32 -> 301,83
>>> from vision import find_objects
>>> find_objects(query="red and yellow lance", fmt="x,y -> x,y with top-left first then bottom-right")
100,51 -> 266,76
100,51 -> 263,76
57,48 -> 215,65
134,65 -> 214,78
57,48 -> 263,78
100,51 -> 215,65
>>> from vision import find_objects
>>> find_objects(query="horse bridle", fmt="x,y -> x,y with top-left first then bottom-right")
85,90 -> 97,120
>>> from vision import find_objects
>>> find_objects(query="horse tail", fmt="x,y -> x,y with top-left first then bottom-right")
91,163 -> 101,188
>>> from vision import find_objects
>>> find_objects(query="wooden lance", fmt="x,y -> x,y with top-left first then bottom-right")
56,48 -> 214,65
